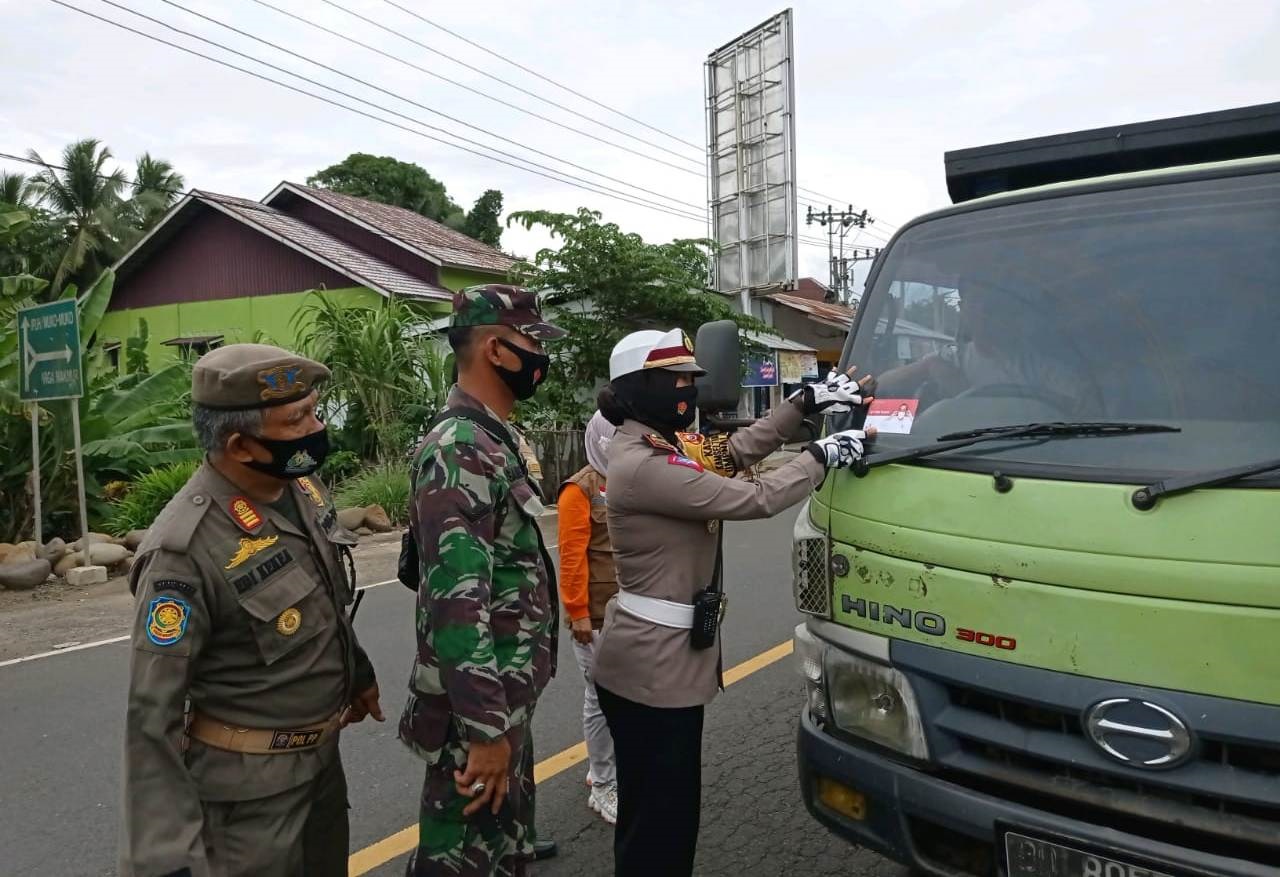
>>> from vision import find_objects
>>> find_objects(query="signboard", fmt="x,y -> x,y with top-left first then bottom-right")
779,350 -> 819,383
742,352 -> 779,387
706,10 -> 799,308
18,299 -> 82,400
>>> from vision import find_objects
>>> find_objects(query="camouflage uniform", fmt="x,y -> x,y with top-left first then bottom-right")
400,286 -> 563,877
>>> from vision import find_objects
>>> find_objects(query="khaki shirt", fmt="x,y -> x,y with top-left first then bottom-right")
592,400 -> 824,708
120,462 -> 375,876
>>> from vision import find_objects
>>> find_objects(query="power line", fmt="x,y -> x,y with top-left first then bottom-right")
374,0 -> 703,153
799,187 -> 898,230
270,0 -> 705,177
45,0 -> 707,225
153,0 -> 705,214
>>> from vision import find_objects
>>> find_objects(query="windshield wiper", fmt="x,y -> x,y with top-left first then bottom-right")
1131,456 -> 1280,510
855,421 -> 1181,474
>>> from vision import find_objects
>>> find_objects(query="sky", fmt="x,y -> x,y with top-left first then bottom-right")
2,0 -> 1277,290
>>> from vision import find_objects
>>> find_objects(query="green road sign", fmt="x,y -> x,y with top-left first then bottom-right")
18,298 -> 82,401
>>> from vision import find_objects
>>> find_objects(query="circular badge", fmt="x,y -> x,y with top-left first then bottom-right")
276,607 -> 302,636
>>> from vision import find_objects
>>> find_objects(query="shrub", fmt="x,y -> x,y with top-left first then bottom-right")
335,463 -> 412,525
318,449 -> 361,486
105,460 -> 200,535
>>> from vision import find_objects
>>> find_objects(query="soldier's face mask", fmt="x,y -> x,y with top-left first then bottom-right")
242,426 -> 331,480
494,336 -> 551,401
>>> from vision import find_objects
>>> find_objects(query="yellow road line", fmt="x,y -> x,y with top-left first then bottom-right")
349,638 -> 795,875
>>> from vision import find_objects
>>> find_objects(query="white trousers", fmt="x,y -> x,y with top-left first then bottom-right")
572,631 -> 617,786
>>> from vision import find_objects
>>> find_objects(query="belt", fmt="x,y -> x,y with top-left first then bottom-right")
616,591 -> 694,629
186,709 -> 340,755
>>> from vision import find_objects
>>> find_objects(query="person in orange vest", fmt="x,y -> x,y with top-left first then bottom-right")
557,411 -> 621,826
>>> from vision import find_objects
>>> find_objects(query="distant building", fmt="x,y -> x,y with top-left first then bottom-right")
99,182 -> 515,366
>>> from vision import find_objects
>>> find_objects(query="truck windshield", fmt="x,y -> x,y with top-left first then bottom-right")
842,168 -> 1280,482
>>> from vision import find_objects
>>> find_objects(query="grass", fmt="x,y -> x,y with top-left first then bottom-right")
334,463 -> 412,525
105,460 -> 201,535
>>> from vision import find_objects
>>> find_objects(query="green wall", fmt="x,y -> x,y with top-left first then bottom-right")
440,266 -> 509,291
97,287 -> 386,367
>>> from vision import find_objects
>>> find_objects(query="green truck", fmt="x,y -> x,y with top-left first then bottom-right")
791,103 -> 1280,876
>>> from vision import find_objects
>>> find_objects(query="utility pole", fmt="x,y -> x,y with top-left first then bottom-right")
805,204 -> 875,303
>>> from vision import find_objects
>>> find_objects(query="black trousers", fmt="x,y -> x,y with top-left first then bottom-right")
596,684 -> 705,877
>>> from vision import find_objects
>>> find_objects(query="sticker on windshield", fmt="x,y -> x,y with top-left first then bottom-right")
865,399 -> 918,434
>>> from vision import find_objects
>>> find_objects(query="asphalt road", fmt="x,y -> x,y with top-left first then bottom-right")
0,514 -> 903,876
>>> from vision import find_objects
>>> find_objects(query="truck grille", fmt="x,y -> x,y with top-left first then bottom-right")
792,535 -> 829,616
893,642 -> 1280,865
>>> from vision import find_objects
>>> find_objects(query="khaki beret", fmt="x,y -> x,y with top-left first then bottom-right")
192,343 -> 330,410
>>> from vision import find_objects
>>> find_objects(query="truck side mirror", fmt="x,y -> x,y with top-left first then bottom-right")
695,320 -> 741,413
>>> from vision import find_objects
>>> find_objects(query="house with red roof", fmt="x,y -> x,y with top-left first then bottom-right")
98,182 -> 515,367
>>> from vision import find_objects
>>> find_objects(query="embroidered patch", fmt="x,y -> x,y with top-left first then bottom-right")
153,579 -> 196,597
269,728 -> 324,751
229,497 -> 263,534
667,453 -> 703,472
258,365 -> 305,401
643,434 -> 677,453
276,607 -> 302,636
296,476 -> 326,507
231,548 -> 295,594
677,431 -> 704,446
284,450 -> 317,475
225,535 -> 280,570
146,596 -> 190,647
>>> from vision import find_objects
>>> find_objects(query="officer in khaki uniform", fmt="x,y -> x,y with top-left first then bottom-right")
591,329 -> 872,877
120,344 -> 382,877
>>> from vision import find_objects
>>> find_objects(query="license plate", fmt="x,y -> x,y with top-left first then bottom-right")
1005,831 -> 1177,877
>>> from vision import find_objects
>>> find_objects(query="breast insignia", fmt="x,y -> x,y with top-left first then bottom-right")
225,535 -> 280,570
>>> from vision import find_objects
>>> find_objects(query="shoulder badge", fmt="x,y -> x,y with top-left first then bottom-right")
146,596 -> 190,646
676,431 -> 704,446
643,434 -> 678,454
229,497 -> 263,534
296,477 -> 326,508
225,535 -> 280,570
667,453 -> 704,472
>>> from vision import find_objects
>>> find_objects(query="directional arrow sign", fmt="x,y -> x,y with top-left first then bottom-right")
17,298 -> 82,401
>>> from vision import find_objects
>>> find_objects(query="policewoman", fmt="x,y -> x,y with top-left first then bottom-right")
120,344 -> 382,877
591,329 -> 872,876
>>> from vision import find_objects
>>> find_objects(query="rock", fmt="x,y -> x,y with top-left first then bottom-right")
354,526 -> 374,537
114,555 -> 136,577
336,507 -> 367,531
71,532 -> 125,552
37,537 -> 68,562
364,504 -> 393,533
15,541 -> 36,554
84,543 -> 130,566
6,544 -> 36,563
53,553 -> 81,577
0,542 -> 15,562
124,529 -> 149,551
0,557 -> 52,591
66,565 -> 108,586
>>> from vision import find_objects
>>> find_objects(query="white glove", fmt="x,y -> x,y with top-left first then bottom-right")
790,369 -> 865,414
807,429 -> 868,469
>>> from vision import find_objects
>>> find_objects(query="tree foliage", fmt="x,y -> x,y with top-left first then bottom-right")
507,208 -> 764,427
462,189 -> 504,248
307,153 -> 464,226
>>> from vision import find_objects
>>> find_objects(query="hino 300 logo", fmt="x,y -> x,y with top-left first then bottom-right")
840,596 -> 946,636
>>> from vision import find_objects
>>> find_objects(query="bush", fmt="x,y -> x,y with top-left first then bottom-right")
335,463 -> 411,525
318,449 -> 361,486
105,460 -> 200,535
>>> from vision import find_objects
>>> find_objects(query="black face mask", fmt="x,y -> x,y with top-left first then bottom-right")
496,338 -> 551,401
631,382 -> 699,432
243,426 -> 330,480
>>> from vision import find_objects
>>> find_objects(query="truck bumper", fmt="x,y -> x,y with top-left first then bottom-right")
796,708 -> 1272,877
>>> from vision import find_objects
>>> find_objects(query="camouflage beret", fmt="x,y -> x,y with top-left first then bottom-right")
450,284 -> 566,340
192,343 -> 330,410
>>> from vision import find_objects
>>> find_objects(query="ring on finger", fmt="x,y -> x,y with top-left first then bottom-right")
470,781 -> 486,795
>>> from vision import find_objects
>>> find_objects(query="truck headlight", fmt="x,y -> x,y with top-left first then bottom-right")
793,622 -> 829,723
792,499 -> 830,616
826,649 -> 928,759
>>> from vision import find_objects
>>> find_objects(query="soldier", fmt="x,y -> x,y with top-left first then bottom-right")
401,285 -> 564,876
591,329 -> 872,877
119,343 -> 382,877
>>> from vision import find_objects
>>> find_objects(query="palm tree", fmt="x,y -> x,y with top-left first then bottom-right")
27,138 -> 127,293
0,171 -> 34,207
128,153 -> 185,231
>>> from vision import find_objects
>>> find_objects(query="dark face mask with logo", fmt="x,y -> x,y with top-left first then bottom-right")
496,337 -> 551,401
243,426 -> 330,480
615,370 -> 699,434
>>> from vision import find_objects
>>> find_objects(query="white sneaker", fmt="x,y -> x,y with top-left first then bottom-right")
588,782 -> 618,825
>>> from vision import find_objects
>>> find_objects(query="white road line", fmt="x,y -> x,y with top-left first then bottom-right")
0,543 -> 560,668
